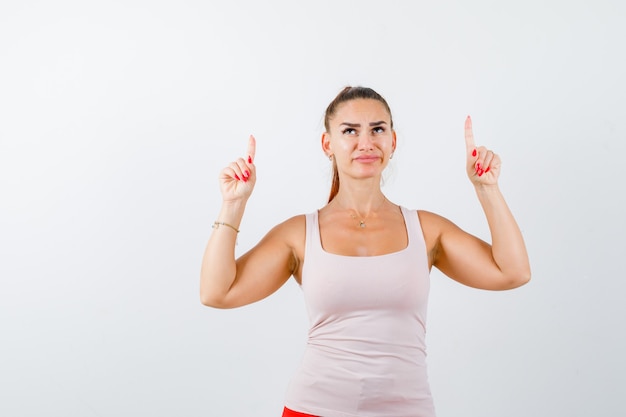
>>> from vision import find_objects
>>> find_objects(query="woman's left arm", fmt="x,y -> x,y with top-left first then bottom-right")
430,116 -> 531,290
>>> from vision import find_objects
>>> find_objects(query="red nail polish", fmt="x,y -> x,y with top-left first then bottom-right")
478,169 -> 484,176
234,174 -> 241,181
244,170 -> 250,178
248,156 -> 252,164
472,149 -> 477,157
485,167 -> 490,173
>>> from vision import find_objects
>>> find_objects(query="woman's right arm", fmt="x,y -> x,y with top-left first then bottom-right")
200,136 -> 299,309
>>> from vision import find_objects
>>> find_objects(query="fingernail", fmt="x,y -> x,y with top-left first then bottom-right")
472,149 -> 477,157
248,156 -> 252,164
234,174 -> 241,181
485,167 -> 490,173
477,169 -> 484,176
475,163 -> 481,172
244,170 -> 250,178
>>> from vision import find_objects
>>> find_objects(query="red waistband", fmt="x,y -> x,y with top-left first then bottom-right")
282,406 -> 318,417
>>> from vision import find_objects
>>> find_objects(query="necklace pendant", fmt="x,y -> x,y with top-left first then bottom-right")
359,221 -> 366,228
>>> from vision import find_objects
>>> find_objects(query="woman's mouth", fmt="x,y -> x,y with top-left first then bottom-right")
354,155 -> 380,163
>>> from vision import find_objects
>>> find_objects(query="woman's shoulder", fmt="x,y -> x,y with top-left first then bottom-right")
278,213 -> 307,229
397,208 -> 438,222
416,209 -> 449,223
265,214 -> 307,245
415,209 -> 456,236
269,214 -> 307,266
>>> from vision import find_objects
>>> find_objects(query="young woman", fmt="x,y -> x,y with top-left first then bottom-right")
200,86 -> 531,417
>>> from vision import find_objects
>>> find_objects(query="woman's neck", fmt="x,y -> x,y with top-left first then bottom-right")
330,187 -> 388,215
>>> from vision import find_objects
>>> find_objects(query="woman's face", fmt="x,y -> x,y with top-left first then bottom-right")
322,98 -> 396,180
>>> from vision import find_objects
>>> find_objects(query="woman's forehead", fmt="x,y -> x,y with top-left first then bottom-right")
332,99 -> 391,121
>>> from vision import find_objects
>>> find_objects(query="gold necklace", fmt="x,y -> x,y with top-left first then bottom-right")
348,198 -> 387,229
350,212 -> 367,228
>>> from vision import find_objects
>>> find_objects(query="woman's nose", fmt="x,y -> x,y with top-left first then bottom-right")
357,133 -> 374,150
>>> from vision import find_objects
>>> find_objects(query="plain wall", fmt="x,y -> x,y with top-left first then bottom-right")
1,1 -> 625,416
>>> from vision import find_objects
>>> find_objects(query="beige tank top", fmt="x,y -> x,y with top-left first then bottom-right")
284,206 -> 436,417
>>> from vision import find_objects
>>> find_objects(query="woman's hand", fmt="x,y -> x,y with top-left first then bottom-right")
464,116 -> 501,186
218,135 -> 257,203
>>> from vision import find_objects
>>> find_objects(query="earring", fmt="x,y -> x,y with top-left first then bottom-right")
390,153 -> 394,160
328,154 -> 333,161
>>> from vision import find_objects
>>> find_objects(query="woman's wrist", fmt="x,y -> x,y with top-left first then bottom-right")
216,200 -> 247,227
473,183 -> 501,196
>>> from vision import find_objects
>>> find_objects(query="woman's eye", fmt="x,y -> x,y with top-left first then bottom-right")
373,127 -> 385,134
342,128 -> 356,135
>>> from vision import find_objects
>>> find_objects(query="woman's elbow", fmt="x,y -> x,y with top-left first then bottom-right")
200,289 -> 229,309
506,269 -> 531,289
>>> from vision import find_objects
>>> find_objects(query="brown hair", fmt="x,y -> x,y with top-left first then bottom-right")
323,86 -> 394,202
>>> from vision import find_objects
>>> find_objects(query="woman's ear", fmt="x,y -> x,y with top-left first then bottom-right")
321,132 -> 332,157
392,130 -> 397,153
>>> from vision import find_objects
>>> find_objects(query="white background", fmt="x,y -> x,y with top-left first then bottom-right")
1,1 -> 625,416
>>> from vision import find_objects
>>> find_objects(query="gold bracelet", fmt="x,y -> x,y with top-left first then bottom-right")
212,221 -> 240,233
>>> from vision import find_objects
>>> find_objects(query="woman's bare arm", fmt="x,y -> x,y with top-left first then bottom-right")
200,136 -> 302,308
424,117 -> 530,290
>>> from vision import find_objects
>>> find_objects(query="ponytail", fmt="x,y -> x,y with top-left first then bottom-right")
328,159 -> 340,203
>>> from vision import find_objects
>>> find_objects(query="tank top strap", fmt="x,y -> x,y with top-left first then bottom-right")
400,206 -> 426,253
304,211 -> 321,257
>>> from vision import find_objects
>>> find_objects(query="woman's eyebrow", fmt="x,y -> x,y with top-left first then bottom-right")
340,121 -> 387,127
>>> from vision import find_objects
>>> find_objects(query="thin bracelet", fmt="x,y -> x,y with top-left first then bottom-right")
212,221 -> 240,233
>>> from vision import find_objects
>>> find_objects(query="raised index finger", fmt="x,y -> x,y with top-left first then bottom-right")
464,115 -> 475,155
247,134 -> 256,163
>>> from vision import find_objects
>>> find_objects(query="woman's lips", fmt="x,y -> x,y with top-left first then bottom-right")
354,155 -> 380,163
